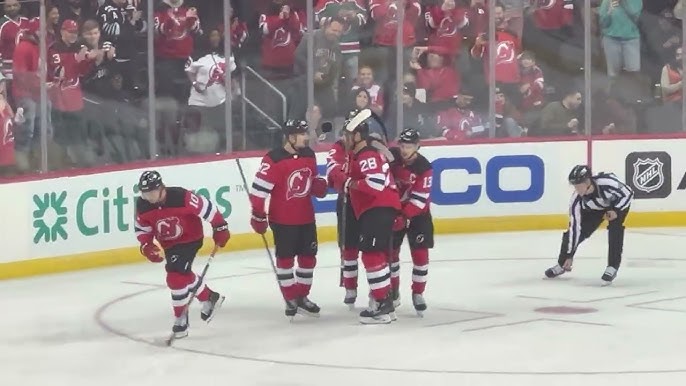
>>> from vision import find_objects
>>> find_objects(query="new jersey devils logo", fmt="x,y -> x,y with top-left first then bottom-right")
286,168 -> 313,200
207,61 -> 226,87
273,28 -> 292,48
2,118 -> 13,146
156,217 -> 183,241
438,17 -> 458,37
535,0 -> 556,9
496,41 -> 515,64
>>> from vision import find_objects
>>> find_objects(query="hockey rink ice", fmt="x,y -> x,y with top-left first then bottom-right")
3,229 -> 686,386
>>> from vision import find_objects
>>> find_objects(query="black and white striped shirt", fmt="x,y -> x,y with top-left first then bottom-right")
566,173 -> 633,254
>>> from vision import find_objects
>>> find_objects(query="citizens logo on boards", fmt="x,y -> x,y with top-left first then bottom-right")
625,151 -> 671,199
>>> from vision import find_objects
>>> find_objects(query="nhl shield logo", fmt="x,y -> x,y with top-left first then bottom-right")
632,158 -> 664,193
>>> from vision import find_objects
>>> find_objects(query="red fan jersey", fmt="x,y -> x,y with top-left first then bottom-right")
520,65 -> 545,111
416,64 -> 461,102
438,107 -> 485,140
347,145 -> 401,218
531,0 -> 574,30
326,139 -> 350,192
0,16 -> 29,79
465,2 -> 488,39
471,30 -> 521,84
154,3 -> 200,59
258,11 -> 302,69
389,148 -> 433,218
48,41 -> 95,112
135,187 -> 226,250
424,6 -> 468,56
369,0 -> 421,47
250,147 -> 319,225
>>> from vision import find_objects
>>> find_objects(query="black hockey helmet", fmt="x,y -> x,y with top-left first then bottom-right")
139,170 -> 163,192
283,119 -> 309,135
343,109 -> 371,137
399,128 -> 420,144
568,165 -> 592,184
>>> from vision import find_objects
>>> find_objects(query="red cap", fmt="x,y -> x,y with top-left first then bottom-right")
61,19 -> 78,33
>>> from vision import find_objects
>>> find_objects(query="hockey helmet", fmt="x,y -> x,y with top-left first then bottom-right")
568,165 -> 591,184
139,170 -> 163,192
283,119 -> 309,135
398,128 -> 420,144
343,109 -> 371,136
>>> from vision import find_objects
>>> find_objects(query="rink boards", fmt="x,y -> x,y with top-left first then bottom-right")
2,137 -> 686,279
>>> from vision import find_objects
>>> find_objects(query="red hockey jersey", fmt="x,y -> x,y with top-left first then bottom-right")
48,41 -> 95,112
471,30 -> 521,84
135,187 -> 226,250
326,139 -> 350,192
0,103 -> 15,167
369,0 -> 421,47
389,148 -> 432,218
154,3 -> 200,59
520,65 -> 545,111
0,16 -> 29,79
531,0 -> 574,30
259,10 -> 302,69
347,145 -> 400,218
250,146 -> 320,225
438,107 -> 485,140
424,6 -> 468,56
465,2 -> 488,39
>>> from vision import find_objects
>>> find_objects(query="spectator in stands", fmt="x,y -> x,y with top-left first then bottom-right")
258,0 -> 303,81
465,0 -> 488,40
12,18 -> 48,172
660,46 -> 682,102
0,72 -> 22,176
82,19 -> 116,96
413,46 -> 461,103
424,0 -> 469,68
97,0 -> 147,91
494,85 -> 524,137
598,0 -> 643,82
470,2 -> 521,87
591,89 -> 637,135
526,0 -> 575,69
438,91 -> 485,140
394,82 -> 432,138
154,0 -> 202,104
293,17 -> 343,119
350,89 -> 385,136
226,6 -> 248,52
352,65 -> 384,116
518,50 -> 545,129
644,8 -> 681,83
0,0 -> 29,81
45,4 -> 61,46
49,19 -> 98,167
185,25 -> 237,152
315,0 -> 367,90
369,0 -> 421,84
535,87 -> 582,136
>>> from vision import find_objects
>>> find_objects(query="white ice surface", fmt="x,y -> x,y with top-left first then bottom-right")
2,229 -> 686,386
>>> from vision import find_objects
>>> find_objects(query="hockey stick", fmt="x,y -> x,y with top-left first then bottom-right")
339,193 -> 347,287
165,244 -> 220,347
235,158 -> 287,306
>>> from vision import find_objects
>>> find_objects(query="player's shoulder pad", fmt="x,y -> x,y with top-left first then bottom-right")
356,145 -> 380,157
412,153 -> 433,173
165,187 -> 190,207
135,196 -> 154,214
267,147 -> 292,163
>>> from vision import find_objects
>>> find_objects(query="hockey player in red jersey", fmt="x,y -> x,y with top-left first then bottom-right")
326,120 -> 360,307
249,119 -> 329,318
341,109 -> 401,324
135,171 -> 230,339
389,128 -> 434,316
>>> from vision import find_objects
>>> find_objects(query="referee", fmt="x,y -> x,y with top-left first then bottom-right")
545,165 -> 633,285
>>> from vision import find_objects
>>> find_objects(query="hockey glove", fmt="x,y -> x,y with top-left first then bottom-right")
392,214 -> 409,232
140,243 -> 163,263
250,211 -> 269,234
311,177 -> 328,198
213,222 -> 230,247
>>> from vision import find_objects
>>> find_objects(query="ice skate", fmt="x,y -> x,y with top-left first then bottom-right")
544,264 -> 566,278
343,289 -> 357,309
171,313 -> 189,339
359,295 -> 395,325
200,290 -> 225,323
601,266 -> 617,286
392,287 -> 401,308
412,293 -> 427,317
284,299 -> 298,319
297,296 -> 321,317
